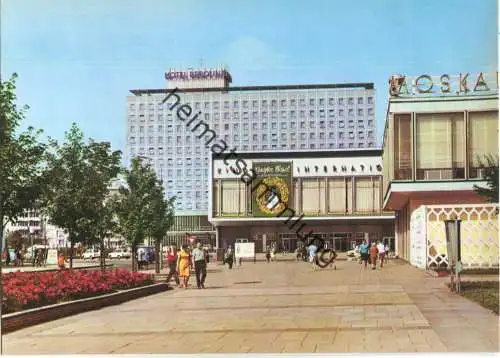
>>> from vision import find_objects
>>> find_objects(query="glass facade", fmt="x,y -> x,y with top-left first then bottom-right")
384,109 -> 498,185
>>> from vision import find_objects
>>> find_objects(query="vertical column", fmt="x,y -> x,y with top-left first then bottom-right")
237,181 -> 241,216
351,176 -> 356,213
411,112 -> 416,181
215,226 -> 220,249
464,110 -> 469,179
262,234 -> 267,252
298,178 -> 303,215
217,180 -> 222,216
324,177 -> 329,215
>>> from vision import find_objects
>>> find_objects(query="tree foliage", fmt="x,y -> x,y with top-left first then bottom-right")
41,124 -> 122,268
147,181 -> 175,273
0,73 -> 46,250
112,157 -> 161,272
473,154 -> 499,205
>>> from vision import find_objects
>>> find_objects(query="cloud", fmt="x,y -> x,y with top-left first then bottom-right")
222,36 -> 286,71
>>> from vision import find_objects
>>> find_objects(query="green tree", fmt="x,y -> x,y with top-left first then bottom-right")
147,182 -> 175,274
473,154 -> 499,210
41,124 -> 121,268
0,73 -> 46,263
112,157 -> 159,272
84,141 -> 122,272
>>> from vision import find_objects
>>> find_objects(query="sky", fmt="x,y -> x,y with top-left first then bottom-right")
1,0 -> 497,155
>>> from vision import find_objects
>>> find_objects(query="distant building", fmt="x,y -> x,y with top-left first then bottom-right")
126,66 -> 378,244
3,176 -> 130,249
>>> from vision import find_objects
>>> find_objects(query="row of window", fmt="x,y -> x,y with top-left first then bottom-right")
391,111 -> 498,180
173,201 -> 206,210
129,130 -> 375,145
129,108 -> 375,123
214,176 -> 382,215
129,119 -> 375,134
130,141 -> 376,158
130,96 -> 374,112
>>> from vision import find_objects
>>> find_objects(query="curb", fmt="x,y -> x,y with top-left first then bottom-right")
426,270 -> 449,278
2,283 -> 170,333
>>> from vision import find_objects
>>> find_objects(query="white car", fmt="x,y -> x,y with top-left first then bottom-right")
108,249 -> 131,260
83,250 -> 100,260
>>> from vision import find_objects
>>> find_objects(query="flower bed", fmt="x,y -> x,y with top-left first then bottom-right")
2,269 -> 153,314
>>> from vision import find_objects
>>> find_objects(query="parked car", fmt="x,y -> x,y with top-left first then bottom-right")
83,250 -> 100,260
108,249 -> 131,259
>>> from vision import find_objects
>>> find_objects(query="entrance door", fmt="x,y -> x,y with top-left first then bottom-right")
333,233 -> 352,252
281,237 -> 298,252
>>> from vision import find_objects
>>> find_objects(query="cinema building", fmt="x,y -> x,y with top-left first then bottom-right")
209,150 -> 395,252
382,73 -> 499,269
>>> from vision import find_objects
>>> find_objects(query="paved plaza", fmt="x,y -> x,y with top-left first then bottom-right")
2,257 -> 499,354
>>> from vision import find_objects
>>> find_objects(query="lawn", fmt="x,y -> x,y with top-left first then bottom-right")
459,281 -> 499,315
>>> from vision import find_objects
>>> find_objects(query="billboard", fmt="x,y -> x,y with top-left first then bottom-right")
235,242 -> 255,259
252,162 -> 293,217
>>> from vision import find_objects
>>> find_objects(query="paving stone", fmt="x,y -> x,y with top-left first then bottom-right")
2,258 -> 498,354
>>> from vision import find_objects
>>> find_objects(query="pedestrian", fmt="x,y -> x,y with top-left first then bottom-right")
359,240 -> 369,268
369,242 -> 379,270
224,246 -> 234,269
384,242 -> 390,263
177,244 -> 192,289
308,243 -> 318,270
4,247 -> 10,267
165,246 -> 180,286
192,242 -> 207,289
294,247 -> 301,262
57,251 -> 67,270
377,241 -> 386,268
265,245 -> 271,263
270,244 -> 276,262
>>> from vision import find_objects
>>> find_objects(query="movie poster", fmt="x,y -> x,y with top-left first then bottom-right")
251,162 -> 293,217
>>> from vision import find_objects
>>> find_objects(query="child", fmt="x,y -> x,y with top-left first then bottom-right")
369,242 -> 378,270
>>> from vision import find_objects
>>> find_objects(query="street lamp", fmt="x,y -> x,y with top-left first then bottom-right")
444,219 -> 462,293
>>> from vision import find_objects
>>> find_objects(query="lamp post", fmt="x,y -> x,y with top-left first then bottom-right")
444,218 -> 462,293
28,225 -> 35,267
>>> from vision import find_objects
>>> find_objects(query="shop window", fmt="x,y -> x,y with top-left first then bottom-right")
394,114 -> 412,180
468,111 -> 499,179
416,113 -> 465,180
355,177 -> 380,212
327,178 -> 346,213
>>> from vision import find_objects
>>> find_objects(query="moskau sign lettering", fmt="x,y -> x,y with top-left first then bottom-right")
165,69 -> 226,81
389,72 -> 498,96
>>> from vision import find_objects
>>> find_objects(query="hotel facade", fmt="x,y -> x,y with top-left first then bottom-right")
382,72 -> 499,269
126,67 -> 378,246
209,150 -> 394,252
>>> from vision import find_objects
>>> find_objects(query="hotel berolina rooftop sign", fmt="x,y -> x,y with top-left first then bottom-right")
389,72 -> 499,97
165,68 -> 228,81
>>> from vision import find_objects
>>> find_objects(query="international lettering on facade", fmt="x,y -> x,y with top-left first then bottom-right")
297,163 -> 382,174
389,72 -> 499,97
165,69 -> 227,81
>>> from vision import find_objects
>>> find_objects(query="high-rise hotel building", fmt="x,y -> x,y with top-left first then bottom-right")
126,67 -> 377,245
